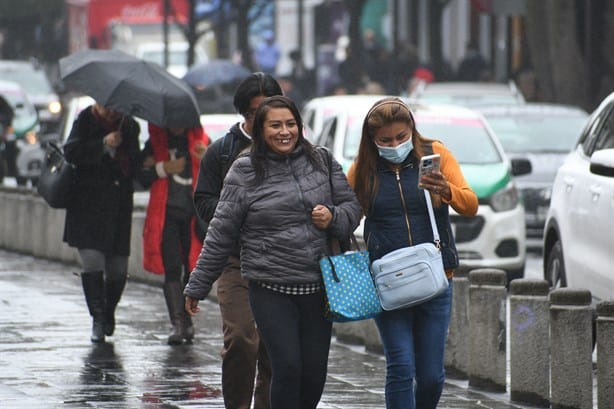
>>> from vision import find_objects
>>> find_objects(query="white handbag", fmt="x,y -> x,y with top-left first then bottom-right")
370,190 -> 449,311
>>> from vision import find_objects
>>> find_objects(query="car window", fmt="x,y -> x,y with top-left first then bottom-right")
485,115 -> 587,153
417,117 -> 502,164
593,106 -> 614,151
320,117 -> 337,151
582,103 -> 614,156
343,114 -> 362,160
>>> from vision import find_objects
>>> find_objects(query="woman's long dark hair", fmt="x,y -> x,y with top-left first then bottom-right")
250,95 -> 323,185
353,97 -> 440,213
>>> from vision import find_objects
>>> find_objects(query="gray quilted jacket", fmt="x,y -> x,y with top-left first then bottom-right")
184,146 -> 362,300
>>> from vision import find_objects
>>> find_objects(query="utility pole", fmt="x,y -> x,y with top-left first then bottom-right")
163,0 -> 170,69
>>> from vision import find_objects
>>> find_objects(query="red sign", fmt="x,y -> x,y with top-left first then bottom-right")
68,0 -> 189,50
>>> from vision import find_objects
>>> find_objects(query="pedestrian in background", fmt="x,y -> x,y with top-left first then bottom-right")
191,72 -> 282,409
138,123 -> 209,345
63,102 -> 141,343
347,97 -> 478,409
253,30 -> 280,75
185,95 -> 361,409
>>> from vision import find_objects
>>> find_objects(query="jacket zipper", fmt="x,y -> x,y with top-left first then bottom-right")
395,168 -> 413,246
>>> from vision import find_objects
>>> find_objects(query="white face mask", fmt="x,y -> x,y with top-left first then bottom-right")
375,138 -> 413,164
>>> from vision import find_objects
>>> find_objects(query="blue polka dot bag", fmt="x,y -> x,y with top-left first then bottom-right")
320,244 -> 382,322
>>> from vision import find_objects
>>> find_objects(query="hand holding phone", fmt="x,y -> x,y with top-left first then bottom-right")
418,154 -> 441,185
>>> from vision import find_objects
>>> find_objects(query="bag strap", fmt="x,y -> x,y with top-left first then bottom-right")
423,189 -> 441,248
323,147 -> 362,252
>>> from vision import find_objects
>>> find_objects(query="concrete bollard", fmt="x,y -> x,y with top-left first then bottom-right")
509,279 -> 550,407
445,264 -> 471,379
0,190 -> 7,248
468,268 -> 507,392
30,197 -> 47,258
597,301 -> 614,409
549,288 -> 593,409
362,319 -> 384,355
334,321 -> 369,346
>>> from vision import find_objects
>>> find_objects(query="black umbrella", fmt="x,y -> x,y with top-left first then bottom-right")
182,59 -> 251,88
59,49 -> 201,128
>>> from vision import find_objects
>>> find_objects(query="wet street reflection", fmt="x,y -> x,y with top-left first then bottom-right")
141,345 -> 222,406
66,343 -> 127,407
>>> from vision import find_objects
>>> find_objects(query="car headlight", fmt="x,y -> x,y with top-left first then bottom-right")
488,181 -> 519,212
539,186 -> 552,201
48,100 -> 62,115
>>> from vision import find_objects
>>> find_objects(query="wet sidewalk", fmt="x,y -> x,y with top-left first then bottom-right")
0,249 -> 536,408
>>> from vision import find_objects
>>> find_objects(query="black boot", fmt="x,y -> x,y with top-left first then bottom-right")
163,281 -> 190,345
104,275 -> 126,336
81,271 -> 105,343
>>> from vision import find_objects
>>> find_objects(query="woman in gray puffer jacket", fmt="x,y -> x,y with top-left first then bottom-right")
185,96 -> 361,409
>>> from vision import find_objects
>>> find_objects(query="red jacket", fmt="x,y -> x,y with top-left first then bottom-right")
143,124 -> 209,274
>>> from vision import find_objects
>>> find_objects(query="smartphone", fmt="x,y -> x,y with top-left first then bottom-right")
418,154 -> 441,185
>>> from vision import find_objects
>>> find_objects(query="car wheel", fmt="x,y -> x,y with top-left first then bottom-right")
545,240 -> 567,289
16,176 -> 28,186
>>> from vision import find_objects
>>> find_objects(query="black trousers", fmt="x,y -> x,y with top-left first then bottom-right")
248,281 -> 332,409
161,209 -> 192,284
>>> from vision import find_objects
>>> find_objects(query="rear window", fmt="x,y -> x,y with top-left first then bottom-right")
417,116 -> 502,164
485,114 -> 587,153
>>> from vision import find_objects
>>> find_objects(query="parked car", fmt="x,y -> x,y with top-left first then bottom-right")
0,80 -> 44,186
543,91 -> 614,302
479,103 -> 589,247
311,95 -> 531,280
301,94 -> 388,144
408,81 -> 526,107
0,60 -> 62,134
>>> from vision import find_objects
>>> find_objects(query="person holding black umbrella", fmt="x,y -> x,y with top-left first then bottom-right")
138,123 -> 209,345
63,102 -> 141,343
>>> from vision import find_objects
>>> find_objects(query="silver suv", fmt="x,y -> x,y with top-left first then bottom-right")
543,91 -> 614,302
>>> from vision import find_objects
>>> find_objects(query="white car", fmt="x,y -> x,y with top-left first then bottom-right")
311,95 -> 530,280
479,103 -> 589,248
302,94 -> 388,144
543,91 -> 614,302
408,81 -> 526,108
200,113 -> 241,143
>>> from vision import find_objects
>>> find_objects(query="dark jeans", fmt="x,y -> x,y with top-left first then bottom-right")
161,209 -> 191,284
248,281 -> 332,409
374,280 -> 453,409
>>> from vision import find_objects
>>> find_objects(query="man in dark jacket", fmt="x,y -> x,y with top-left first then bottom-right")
192,72 -> 282,409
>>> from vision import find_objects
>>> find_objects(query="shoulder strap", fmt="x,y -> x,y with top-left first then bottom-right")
219,133 -> 236,164
423,190 -> 440,246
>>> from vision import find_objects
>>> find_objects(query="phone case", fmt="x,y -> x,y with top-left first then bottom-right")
418,154 -> 441,181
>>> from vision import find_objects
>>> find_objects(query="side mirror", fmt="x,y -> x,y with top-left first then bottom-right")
590,148 -> 614,177
511,157 -> 532,177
